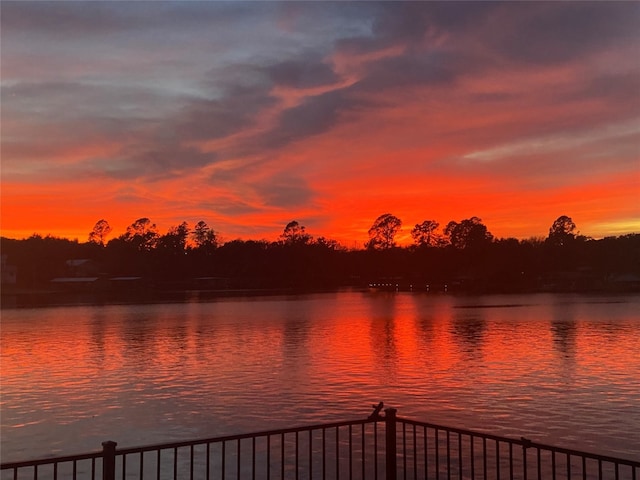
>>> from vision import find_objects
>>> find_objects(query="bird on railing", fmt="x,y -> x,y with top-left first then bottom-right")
368,401 -> 385,420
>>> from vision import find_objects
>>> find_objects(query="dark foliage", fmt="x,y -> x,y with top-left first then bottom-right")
2,229 -> 639,295
1,215 -> 638,296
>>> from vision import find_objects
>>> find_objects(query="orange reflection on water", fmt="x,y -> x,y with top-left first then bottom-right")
1,293 -> 639,461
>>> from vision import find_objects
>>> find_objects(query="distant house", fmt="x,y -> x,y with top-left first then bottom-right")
65,259 -> 101,277
540,268 -> 601,292
50,276 -> 103,291
108,276 -> 146,292
608,273 -> 640,291
49,259 -> 105,291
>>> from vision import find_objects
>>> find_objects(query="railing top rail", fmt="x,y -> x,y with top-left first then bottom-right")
116,416 -> 376,456
1,416 -> 378,468
398,416 -> 640,467
1,451 -> 101,470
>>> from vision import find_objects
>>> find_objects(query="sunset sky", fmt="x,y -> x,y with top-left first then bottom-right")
1,1 -> 639,246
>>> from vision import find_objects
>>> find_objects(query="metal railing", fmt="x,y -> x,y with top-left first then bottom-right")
393,415 -> 639,480
2,404 -> 638,480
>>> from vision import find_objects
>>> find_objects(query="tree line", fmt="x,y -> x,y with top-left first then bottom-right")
82,213 -> 587,250
1,214 -> 638,294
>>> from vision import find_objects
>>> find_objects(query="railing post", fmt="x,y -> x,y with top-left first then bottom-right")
102,441 -> 117,480
385,408 -> 397,480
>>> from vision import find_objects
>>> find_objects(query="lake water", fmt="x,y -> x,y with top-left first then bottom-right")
1,291 -> 639,464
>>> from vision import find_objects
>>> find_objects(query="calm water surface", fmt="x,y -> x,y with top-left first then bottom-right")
1,291 -> 639,463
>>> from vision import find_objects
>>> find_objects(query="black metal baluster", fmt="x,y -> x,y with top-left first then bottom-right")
173,447 -> 177,480
435,428 -> 439,480
322,428 -> 326,480
424,426 -> 428,480
412,424 -> 417,480
191,445 -> 195,480
446,431 -> 451,480
509,442 -> 513,480
349,424 -> 353,480
470,435 -> 474,480
309,429 -> 313,480
403,422 -> 407,480
374,422 -> 378,480
336,427 -> 340,480
267,435 -> 271,480
483,437 -> 487,480
281,433 -> 285,480
206,442 -> 211,480
458,433 -> 462,480
361,424 -> 365,480
253,437 -> 256,480
222,441 -> 227,480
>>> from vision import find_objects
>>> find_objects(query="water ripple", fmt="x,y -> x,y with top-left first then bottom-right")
1,292 -> 638,462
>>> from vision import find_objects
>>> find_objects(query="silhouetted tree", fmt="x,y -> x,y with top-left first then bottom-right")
315,237 -> 345,251
191,220 -> 217,250
444,217 -> 493,249
157,222 -> 190,253
280,220 -> 312,245
523,236 -> 546,247
122,217 -> 159,251
215,239 -> 272,286
411,220 -> 441,247
547,215 -> 577,246
366,213 -> 402,250
88,219 -> 112,246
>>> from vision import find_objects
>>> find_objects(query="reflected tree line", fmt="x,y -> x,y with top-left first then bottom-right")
1,214 -> 639,293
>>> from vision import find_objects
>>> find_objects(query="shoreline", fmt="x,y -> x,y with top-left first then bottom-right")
2,284 -> 638,310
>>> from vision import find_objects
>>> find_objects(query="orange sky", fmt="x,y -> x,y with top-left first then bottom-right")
1,2 -> 639,246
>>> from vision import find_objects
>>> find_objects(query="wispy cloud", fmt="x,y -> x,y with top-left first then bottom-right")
464,120 -> 640,162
